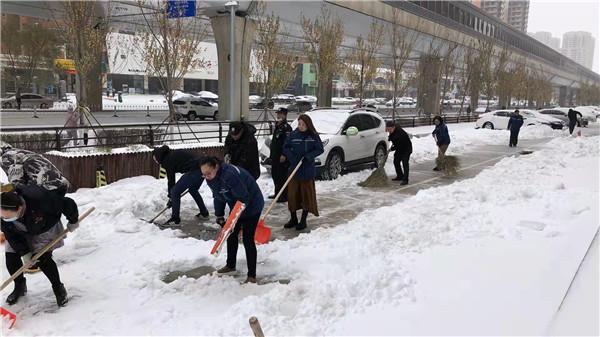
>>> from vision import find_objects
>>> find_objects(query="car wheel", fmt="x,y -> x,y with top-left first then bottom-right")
187,112 -> 197,121
2,102 -> 11,109
374,144 -> 387,168
483,122 -> 494,129
40,103 -> 48,109
322,150 -> 343,180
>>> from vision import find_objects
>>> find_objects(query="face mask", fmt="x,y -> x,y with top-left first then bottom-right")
2,216 -> 18,222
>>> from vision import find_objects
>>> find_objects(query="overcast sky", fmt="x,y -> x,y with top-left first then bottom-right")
527,0 -> 600,73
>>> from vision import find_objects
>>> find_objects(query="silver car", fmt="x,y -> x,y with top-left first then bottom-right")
1,93 -> 54,109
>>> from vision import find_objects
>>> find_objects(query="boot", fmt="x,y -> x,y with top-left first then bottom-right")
162,216 -> 181,226
243,277 -> 257,284
195,211 -> 209,219
52,283 -> 68,307
284,211 -> 298,228
216,265 -> 236,275
6,278 -> 26,305
296,210 -> 308,231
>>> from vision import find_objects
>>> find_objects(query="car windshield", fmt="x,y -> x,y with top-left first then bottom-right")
290,110 -> 350,135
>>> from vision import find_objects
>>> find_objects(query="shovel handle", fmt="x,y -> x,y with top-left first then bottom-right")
261,158 -> 304,222
0,207 -> 95,291
148,190 -> 189,223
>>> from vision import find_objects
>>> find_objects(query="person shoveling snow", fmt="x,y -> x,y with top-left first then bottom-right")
431,116 -> 460,175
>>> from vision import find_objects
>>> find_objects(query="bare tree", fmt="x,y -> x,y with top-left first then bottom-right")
439,41 -> 460,114
344,20 -> 385,105
59,1 -> 110,112
301,5 -> 344,107
135,0 -> 209,121
387,9 -> 420,119
2,16 -> 61,93
483,43 -> 511,109
253,7 -> 297,121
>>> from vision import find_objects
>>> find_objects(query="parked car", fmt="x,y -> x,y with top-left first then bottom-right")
1,93 -> 54,109
287,101 -> 313,113
385,97 -> 415,107
475,109 -> 564,130
352,103 -> 378,113
251,98 -> 275,110
332,97 -> 359,105
259,108 -> 388,180
538,108 -> 588,126
574,106 -> 600,124
294,95 -> 317,103
172,97 -> 218,120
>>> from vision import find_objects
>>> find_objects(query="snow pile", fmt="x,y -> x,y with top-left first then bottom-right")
1,131 -> 597,335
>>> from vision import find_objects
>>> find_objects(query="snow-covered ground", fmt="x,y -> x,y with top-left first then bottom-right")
1,126 -> 598,335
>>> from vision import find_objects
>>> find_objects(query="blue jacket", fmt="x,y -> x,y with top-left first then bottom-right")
507,115 -> 524,132
282,130 -> 324,181
206,164 -> 264,219
432,123 -> 451,146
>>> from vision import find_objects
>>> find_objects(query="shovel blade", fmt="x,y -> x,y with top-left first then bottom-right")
1,307 -> 16,329
254,220 -> 271,245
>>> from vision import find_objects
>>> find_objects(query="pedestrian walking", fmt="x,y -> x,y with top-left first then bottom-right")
224,121 -> 260,180
567,108 -> 581,135
281,114 -> 324,231
199,157 -> 264,284
15,88 -> 21,110
269,108 -> 292,202
431,116 -> 451,171
64,104 -> 80,146
386,121 -> 412,185
152,145 -> 209,226
1,184 -> 79,307
507,109 -> 524,147
466,105 -> 471,115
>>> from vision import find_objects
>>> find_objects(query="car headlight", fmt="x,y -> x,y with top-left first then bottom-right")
322,139 -> 329,147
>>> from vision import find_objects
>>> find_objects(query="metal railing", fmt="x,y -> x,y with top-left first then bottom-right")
0,113 -> 479,154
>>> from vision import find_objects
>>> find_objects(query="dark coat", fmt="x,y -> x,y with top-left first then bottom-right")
282,130 -> 324,181
389,124 -> 413,154
207,163 -> 264,219
224,123 -> 260,180
568,110 -> 580,124
1,184 -> 78,255
270,121 -> 292,161
152,146 -> 201,195
1,148 -> 70,194
507,115 -> 524,132
432,123 -> 451,146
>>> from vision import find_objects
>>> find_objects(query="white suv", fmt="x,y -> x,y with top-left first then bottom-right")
260,109 -> 389,180
172,97 -> 218,120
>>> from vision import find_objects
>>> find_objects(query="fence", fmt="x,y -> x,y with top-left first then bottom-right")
46,145 -> 224,192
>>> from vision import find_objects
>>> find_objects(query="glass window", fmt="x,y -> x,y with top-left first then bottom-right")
344,115 -> 365,131
358,114 -> 377,130
173,100 -> 186,105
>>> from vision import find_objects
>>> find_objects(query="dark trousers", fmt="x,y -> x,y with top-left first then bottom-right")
171,170 -> 208,219
509,129 -> 520,146
569,122 -> 577,134
393,151 -> 410,181
6,251 -> 62,287
271,160 -> 289,200
226,213 -> 259,278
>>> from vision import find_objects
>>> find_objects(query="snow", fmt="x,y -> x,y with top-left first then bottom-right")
1,126 -> 598,335
45,142 -> 223,157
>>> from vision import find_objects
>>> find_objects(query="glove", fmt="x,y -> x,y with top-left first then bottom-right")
67,221 -> 79,232
224,154 -> 231,164
216,216 -> 225,227
166,199 -> 172,208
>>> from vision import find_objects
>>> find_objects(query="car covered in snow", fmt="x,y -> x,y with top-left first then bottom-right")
259,108 -> 388,180
475,109 -> 564,130
538,108 -> 588,127
294,95 -> 317,103
574,106 -> 600,123
172,97 -> 218,120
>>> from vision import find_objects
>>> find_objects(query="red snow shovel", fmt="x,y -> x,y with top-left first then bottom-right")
255,159 -> 304,244
0,207 -> 95,329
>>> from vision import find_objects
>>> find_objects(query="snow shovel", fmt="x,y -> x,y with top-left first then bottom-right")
255,158 -> 304,244
0,207 -> 95,329
143,190 -> 189,223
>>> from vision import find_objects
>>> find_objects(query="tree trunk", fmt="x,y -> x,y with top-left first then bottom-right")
317,75 -> 332,107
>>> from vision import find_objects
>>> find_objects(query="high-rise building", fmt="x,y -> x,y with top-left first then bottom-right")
479,0 -> 530,32
562,31 -> 595,69
530,31 -> 561,51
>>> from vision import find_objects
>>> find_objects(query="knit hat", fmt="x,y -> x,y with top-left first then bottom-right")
277,107 -> 289,115
1,191 -> 22,210
229,121 -> 244,135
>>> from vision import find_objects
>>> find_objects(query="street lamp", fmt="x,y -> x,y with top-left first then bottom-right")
225,1 -> 238,121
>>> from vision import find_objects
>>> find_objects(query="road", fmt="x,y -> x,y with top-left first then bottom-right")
0,107 -> 459,128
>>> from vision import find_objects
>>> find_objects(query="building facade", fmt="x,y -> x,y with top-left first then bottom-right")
530,31 -> 561,51
480,0 -> 529,32
561,31 -> 595,70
